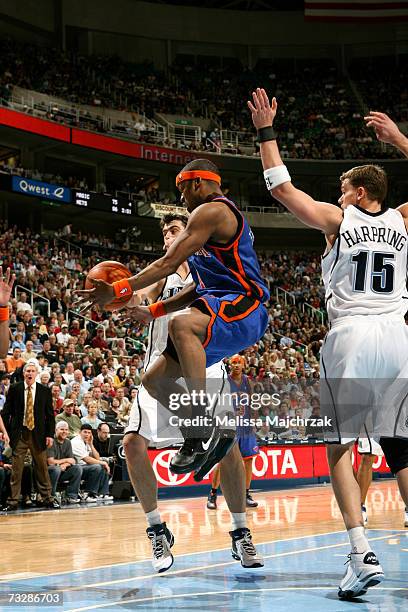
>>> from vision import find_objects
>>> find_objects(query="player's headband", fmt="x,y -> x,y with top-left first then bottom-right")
230,355 -> 245,365
176,170 -> 221,187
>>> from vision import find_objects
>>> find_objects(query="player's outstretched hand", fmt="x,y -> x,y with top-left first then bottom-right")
364,111 -> 403,145
248,88 -> 277,130
0,268 -> 15,307
121,304 -> 153,325
74,278 -> 114,314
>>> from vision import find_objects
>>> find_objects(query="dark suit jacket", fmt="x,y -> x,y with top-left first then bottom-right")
1,382 -> 55,451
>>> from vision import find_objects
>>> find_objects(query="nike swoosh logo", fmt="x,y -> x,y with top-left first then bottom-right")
201,437 -> 212,451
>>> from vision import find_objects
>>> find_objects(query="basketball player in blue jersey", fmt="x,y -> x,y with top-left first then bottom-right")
249,89 -> 408,600
123,216 -> 263,571
207,354 -> 259,510
75,159 -> 269,500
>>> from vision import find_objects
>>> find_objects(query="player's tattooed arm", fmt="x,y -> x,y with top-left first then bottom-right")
364,111 -> 408,158
248,88 -> 342,235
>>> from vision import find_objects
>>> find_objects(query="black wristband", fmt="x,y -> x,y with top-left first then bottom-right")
257,126 -> 277,143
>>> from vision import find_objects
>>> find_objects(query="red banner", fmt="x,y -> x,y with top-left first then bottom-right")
147,443 -> 391,489
0,108 -> 70,142
0,108 -> 209,166
72,129 -> 202,165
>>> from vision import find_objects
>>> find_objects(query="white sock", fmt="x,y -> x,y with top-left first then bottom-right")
231,512 -> 247,531
146,508 -> 162,527
348,526 -> 370,554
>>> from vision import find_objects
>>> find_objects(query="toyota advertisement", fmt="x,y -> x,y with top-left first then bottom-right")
139,444 -> 391,489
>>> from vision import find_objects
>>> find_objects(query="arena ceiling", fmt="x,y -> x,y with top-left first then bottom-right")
143,0 -> 303,10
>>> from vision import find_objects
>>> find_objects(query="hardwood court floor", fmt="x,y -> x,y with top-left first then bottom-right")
0,479 -> 405,580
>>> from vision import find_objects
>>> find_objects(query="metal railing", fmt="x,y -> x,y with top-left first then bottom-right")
274,287 -> 296,305
241,205 -> 282,214
302,302 -> 326,324
65,310 -> 105,337
14,285 -> 50,317
272,330 -> 309,356
54,237 -> 83,257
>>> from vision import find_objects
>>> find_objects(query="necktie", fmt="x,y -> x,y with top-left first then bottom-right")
25,386 -> 35,430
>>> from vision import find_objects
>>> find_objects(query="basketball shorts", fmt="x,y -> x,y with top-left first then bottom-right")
320,315 -> 408,444
192,293 -> 269,367
238,432 -> 259,459
357,436 -> 384,457
379,437 -> 408,474
125,360 -> 234,446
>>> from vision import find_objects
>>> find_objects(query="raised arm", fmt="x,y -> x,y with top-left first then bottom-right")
248,88 -> 342,235
364,111 -> 408,158
364,111 -> 408,223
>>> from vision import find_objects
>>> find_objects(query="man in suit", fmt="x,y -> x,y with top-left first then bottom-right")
1,360 -> 58,510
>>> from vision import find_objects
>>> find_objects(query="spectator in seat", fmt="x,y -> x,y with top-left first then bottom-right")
51,384 -> 63,416
91,327 -> 108,351
5,348 -> 24,374
16,292 -> 32,314
73,369 -> 90,395
81,401 -> 102,430
115,387 -> 130,426
95,363 -> 113,385
47,421 -> 82,504
56,323 -> 71,347
71,424 -> 112,501
91,386 -> 108,419
93,422 -> 115,468
113,367 -> 126,390
63,362 -> 75,385
56,398 -> 82,439
22,340 -> 37,362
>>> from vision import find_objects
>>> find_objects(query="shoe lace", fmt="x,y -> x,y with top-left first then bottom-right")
240,533 -> 256,556
149,532 -> 165,558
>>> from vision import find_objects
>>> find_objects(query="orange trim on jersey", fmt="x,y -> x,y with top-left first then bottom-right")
233,241 -> 252,294
195,297 -> 217,349
219,295 -> 260,322
207,213 -> 245,251
176,170 -> 221,187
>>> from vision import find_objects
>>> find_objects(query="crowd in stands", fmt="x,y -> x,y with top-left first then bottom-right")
0,220 -> 333,509
1,37 -> 406,160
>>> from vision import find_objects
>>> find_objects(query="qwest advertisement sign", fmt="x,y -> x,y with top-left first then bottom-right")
142,444 -> 391,489
12,176 -> 71,203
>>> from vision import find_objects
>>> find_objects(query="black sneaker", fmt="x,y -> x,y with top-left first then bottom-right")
207,491 -> 217,510
193,431 -> 236,482
170,428 -> 220,475
230,527 -> 264,568
146,522 -> 175,573
246,491 -> 258,508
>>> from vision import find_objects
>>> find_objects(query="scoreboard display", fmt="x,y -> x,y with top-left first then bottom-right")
72,190 -> 134,216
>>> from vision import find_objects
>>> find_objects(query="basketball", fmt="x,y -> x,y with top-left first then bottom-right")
85,261 -> 132,310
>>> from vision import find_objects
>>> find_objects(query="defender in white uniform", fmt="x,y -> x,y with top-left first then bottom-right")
127,270 -> 230,444
123,214 -> 263,574
250,91 -> 408,600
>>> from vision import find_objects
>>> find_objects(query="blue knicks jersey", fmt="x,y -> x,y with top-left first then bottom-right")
188,196 -> 269,302
229,374 -> 252,436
